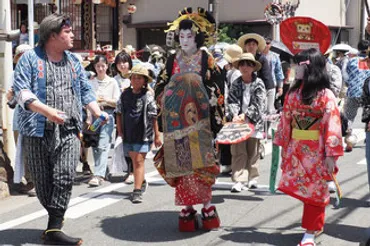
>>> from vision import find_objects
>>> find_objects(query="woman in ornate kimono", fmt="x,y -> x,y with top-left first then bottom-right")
154,7 -> 224,232
273,48 -> 343,246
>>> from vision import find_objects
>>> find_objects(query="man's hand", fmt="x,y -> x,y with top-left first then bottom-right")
46,108 -> 66,125
6,88 -> 14,102
277,87 -> 283,97
324,156 -> 336,174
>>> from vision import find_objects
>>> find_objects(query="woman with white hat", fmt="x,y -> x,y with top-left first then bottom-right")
226,52 -> 266,192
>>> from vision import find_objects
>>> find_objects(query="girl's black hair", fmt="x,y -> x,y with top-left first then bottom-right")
174,19 -> 205,48
289,48 -> 330,105
114,51 -> 133,70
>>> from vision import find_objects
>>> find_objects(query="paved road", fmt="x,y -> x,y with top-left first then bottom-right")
0,120 -> 370,246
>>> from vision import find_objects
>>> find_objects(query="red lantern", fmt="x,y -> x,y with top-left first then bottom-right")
127,4 -> 137,14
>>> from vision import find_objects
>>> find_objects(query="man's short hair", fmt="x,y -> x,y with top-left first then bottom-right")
38,13 -> 71,47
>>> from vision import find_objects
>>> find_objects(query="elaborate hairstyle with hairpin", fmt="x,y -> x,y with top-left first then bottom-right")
165,7 -> 216,47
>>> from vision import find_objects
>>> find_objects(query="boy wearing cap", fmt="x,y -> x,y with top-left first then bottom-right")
226,53 -> 266,192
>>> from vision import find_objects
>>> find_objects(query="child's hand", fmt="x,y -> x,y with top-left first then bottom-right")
324,156 -> 335,174
154,135 -> 162,148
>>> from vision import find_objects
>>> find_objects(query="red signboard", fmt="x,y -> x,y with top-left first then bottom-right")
280,16 -> 331,55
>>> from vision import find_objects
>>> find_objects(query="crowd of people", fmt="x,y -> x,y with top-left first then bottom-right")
5,8 -> 370,246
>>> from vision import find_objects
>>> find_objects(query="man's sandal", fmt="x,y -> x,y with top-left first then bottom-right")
43,229 -> 82,245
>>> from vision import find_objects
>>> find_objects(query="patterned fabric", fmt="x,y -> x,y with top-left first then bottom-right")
161,72 -> 215,177
13,47 -> 95,137
154,49 -> 223,206
22,127 -> 80,217
45,56 -> 79,130
274,88 -> 343,207
226,75 -> 266,132
266,51 -> 284,88
346,57 -> 370,98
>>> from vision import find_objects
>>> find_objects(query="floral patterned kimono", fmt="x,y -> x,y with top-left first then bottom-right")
154,49 -> 224,206
273,88 -> 343,207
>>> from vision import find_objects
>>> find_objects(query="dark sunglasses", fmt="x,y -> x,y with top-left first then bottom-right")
239,60 -> 256,67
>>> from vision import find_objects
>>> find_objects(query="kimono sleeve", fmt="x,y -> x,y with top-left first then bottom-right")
226,79 -> 241,121
322,90 -> 344,157
13,52 -> 38,110
245,79 -> 266,124
273,92 -> 292,149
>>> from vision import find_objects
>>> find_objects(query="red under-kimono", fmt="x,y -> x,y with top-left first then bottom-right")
273,88 -> 344,207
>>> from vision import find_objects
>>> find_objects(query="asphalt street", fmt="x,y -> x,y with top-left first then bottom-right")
0,117 -> 370,246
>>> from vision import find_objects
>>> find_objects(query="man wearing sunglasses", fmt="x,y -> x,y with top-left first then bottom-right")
13,14 -> 107,245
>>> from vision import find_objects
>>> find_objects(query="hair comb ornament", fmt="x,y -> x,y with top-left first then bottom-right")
165,7 -> 216,46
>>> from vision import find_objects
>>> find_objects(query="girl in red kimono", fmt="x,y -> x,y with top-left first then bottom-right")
154,7 -> 224,232
273,48 -> 343,246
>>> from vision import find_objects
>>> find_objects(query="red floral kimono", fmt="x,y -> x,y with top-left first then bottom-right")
273,88 -> 343,207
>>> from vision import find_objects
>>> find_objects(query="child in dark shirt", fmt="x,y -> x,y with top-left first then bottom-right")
116,64 -> 162,203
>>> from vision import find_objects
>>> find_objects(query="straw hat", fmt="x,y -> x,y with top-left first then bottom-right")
124,64 -> 153,82
33,22 -> 40,30
232,53 -> 262,71
223,44 -> 243,63
13,44 -> 32,63
237,33 -> 266,53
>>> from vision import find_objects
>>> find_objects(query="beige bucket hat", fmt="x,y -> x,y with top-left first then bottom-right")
232,53 -> 262,72
124,64 -> 153,82
223,44 -> 243,63
237,33 -> 266,53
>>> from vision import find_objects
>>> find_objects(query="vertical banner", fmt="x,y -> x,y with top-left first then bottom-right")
280,16 -> 331,55
269,129 -> 280,193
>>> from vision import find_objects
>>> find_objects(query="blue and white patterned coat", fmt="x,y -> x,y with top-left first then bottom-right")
13,46 -> 96,137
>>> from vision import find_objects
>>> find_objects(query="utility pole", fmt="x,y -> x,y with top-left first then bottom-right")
0,0 -> 17,198
208,0 -> 220,40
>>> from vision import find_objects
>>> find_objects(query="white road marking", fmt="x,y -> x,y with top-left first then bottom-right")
65,176 -> 163,219
0,170 -> 159,231
358,158 -> 367,165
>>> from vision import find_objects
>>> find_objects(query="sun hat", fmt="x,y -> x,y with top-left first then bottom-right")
124,64 -> 153,82
13,44 -> 32,63
232,53 -> 262,71
237,33 -> 266,53
33,21 -> 40,30
223,44 -> 243,63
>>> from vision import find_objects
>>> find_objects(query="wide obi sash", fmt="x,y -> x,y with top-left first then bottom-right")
291,109 -> 322,141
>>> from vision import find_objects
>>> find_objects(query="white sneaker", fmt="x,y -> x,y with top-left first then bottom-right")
88,176 -> 103,187
248,180 -> 258,189
327,181 -> 336,193
231,182 -> 244,193
220,165 -> 231,174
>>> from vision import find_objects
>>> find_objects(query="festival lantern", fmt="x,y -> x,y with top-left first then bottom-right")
119,0 -> 128,3
127,3 -> 137,14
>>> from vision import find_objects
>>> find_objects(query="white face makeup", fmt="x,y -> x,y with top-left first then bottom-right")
179,29 -> 197,54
